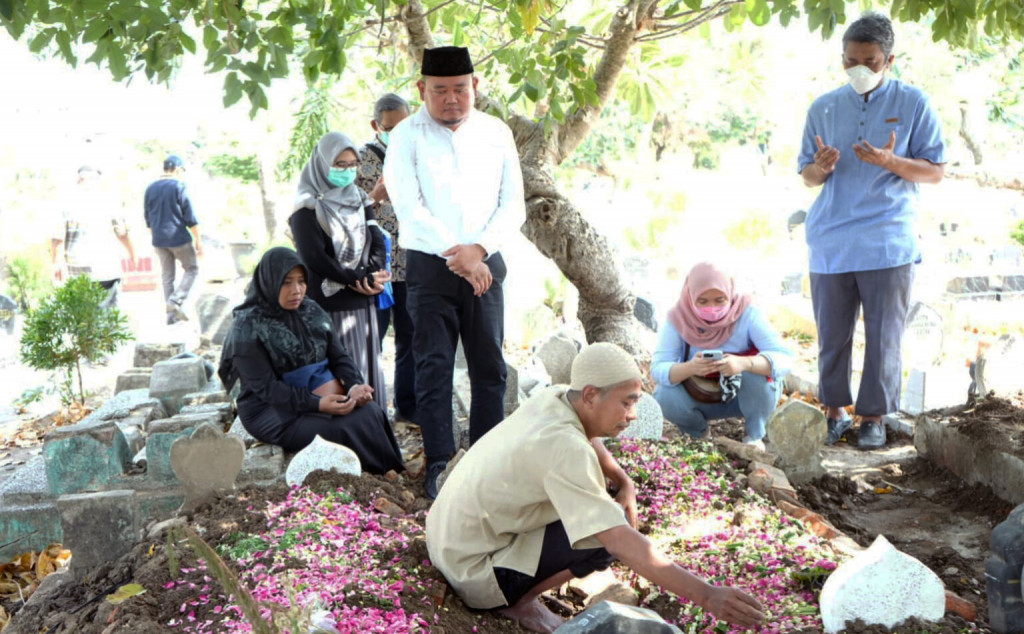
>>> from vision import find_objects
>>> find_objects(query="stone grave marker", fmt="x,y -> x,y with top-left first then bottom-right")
285,436 -> 361,487
536,331 -> 582,385
765,399 -> 826,484
820,535 -> 945,633
975,334 -> 1024,398
133,342 -> 186,368
170,423 -> 245,513
149,356 -> 209,415
633,296 -> 658,332
554,601 -> 682,633
43,420 -> 132,495
902,301 -> 944,368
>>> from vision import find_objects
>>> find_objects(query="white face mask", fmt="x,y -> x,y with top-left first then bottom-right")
846,65 -> 885,95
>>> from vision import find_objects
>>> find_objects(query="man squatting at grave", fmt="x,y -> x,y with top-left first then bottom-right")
426,343 -> 765,633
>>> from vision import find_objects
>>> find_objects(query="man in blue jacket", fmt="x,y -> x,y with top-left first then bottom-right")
144,155 -> 203,325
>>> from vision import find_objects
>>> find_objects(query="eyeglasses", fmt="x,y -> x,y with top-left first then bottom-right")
333,161 -> 359,169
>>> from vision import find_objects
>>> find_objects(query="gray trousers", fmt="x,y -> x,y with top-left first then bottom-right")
154,243 -> 199,310
810,264 -> 914,416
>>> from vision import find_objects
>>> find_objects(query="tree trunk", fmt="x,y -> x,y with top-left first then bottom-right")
257,157 -> 277,241
520,163 -> 649,365
958,100 -> 984,166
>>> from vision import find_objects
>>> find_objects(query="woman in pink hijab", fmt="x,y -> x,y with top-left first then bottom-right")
651,262 -> 793,449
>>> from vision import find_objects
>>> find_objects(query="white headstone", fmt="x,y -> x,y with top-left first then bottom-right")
820,535 -> 945,633
976,334 -> 1024,398
619,393 -> 663,440
902,301 -> 944,368
765,399 -> 826,483
285,435 -> 361,487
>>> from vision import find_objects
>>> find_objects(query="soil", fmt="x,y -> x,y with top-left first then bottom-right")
4,470 -> 532,634
941,393 -> 1024,461
796,457 -> 1013,632
6,392 -> 1020,632
709,402 -> 1014,634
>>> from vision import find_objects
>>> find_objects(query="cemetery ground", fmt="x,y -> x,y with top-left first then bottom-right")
2,216 -> 1024,632
1,327 -> 1021,632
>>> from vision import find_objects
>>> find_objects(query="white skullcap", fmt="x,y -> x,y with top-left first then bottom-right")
570,342 -> 642,390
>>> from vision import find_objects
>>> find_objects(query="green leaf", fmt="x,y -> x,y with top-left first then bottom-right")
203,24 -> 218,50
108,47 -> 127,78
54,30 -> 77,65
746,0 -> 771,26
179,31 -> 197,54
28,29 -> 56,54
106,584 -> 146,605
224,72 -> 243,107
0,0 -> 14,20
683,0 -> 703,10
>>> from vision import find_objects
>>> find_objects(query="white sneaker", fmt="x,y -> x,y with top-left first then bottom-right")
742,436 -> 766,452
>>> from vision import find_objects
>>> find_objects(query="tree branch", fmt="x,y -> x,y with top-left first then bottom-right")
399,0 -> 436,65
635,0 -> 742,41
553,0 -> 644,163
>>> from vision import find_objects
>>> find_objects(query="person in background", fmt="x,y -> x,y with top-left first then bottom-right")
357,92 -> 416,424
289,132 -> 391,411
143,155 -> 202,325
798,12 -> 946,450
217,247 -> 404,474
52,165 -> 135,309
426,342 -> 765,633
652,262 -> 792,451
384,46 -> 524,499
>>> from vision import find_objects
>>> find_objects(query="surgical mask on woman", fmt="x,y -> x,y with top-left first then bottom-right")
846,65 -> 884,95
696,305 -> 730,322
327,167 -> 357,188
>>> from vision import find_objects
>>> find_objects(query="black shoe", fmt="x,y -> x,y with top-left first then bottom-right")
425,461 -> 447,500
857,419 -> 886,451
825,416 -> 853,445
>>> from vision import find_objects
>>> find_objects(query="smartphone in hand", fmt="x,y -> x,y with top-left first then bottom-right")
699,350 -> 724,361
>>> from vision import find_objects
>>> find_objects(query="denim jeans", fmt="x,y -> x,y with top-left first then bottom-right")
654,372 -> 781,441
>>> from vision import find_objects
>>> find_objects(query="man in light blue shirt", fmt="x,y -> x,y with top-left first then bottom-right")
798,13 -> 946,450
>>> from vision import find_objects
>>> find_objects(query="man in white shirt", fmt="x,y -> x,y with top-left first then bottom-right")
384,46 -> 525,499
51,166 -> 136,309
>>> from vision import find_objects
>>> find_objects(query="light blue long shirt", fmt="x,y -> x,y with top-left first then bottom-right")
797,78 -> 946,274
652,306 -> 794,387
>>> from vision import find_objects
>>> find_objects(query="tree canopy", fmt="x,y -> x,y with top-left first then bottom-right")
2,0 -> 1021,119
4,0 -> 1021,355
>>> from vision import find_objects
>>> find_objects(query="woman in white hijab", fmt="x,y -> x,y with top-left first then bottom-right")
289,132 -> 391,411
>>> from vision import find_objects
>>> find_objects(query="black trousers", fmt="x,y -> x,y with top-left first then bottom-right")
405,250 -> 507,465
376,281 -> 417,420
493,521 -> 614,607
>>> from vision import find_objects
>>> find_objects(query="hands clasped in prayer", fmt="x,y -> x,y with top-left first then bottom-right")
442,243 -> 492,296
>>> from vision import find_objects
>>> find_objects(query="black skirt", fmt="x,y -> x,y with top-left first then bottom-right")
238,397 -> 404,474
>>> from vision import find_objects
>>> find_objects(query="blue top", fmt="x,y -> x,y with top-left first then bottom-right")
143,177 -> 198,248
797,78 -> 946,274
651,306 -> 793,387
281,359 -> 336,392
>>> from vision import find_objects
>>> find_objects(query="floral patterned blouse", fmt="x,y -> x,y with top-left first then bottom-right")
357,140 -> 406,282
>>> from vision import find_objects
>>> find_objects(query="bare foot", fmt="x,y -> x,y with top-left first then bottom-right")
499,597 -> 565,633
